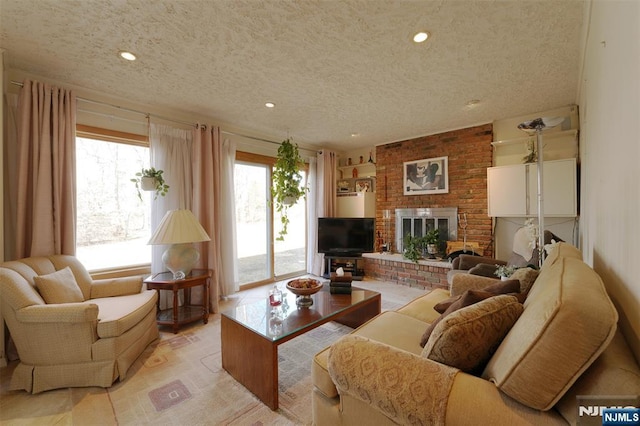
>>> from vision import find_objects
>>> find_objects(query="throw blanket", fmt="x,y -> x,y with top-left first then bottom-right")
328,335 -> 459,425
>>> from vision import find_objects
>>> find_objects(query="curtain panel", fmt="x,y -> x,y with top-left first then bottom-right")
149,124 -> 194,310
14,80 -> 76,258
308,150 -> 337,275
192,126 -> 238,313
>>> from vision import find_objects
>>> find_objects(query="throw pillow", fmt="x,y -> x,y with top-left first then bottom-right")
434,279 -> 521,314
510,267 -> 540,294
422,294 -> 523,374
34,266 -> 84,304
468,263 -> 501,278
421,289 -> 496,347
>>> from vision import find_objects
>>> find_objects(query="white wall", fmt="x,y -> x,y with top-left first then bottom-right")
579,0 -> 640,360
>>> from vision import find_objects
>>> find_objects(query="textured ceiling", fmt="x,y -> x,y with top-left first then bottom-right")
0,0 -> 584,150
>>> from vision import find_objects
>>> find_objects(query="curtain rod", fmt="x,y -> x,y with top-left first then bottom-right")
10,79 -> 319,154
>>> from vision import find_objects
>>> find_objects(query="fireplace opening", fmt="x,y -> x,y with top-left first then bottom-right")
395,208 -> 458,254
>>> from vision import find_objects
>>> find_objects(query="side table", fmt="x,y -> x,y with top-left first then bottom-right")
144,269 -> 212,333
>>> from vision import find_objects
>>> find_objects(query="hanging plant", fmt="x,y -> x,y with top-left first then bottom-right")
272,138 -> 308,240
131,167 -> 169,201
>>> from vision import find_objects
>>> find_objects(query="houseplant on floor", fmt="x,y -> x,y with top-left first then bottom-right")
131,167 -> 169,201
272,138 -> 307,240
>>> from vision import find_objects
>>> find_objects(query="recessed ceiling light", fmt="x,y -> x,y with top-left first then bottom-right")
466,99 -> 481,108
265,102 -> 275,108
351,133 -> 360,138
119,51 -> 137,61
413,32 -> 429,43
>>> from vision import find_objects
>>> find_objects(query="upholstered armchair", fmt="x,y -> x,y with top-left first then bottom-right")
0,255 -> 159,393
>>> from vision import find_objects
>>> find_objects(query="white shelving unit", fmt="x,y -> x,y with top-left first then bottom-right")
487,158 -> 577,217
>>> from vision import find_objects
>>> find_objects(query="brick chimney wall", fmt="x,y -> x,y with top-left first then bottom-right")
375,123 -> 495,257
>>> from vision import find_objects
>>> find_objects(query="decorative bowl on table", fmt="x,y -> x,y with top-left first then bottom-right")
286,278 -> 323,307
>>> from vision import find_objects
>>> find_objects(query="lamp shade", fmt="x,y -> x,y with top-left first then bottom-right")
148,209 -> 211,245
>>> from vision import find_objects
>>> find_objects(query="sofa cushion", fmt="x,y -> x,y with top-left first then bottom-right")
554,329 -> 640,424
420,290 -> 498,347
92,290 -> 157,338
434,279 -> 520,313
396,288 -> 450,323
34,267 -> 84,304
422,294 -> 523,373
509,267 -> 539,293
482,255 -> 618,410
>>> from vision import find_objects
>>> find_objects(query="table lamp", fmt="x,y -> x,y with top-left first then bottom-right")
148,209 -> 211,280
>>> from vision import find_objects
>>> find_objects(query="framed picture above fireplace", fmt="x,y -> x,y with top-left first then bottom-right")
403,156 -> 449,195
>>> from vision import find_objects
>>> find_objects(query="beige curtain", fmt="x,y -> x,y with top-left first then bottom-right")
149,123 -> 193,309
192,126 -> 238,313
308,150 -> 337,275
14,80 -> 76,258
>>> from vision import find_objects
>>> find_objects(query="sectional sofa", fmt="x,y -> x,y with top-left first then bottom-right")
312,243 -> 640,425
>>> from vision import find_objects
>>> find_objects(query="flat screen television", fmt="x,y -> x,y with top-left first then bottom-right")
317,217 -> 375,256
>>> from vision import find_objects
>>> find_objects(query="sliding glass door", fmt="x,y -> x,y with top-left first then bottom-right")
274,170 -> 307,277
234,153 -> 307,287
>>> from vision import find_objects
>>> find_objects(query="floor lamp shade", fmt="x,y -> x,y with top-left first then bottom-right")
148,209 -> 211,279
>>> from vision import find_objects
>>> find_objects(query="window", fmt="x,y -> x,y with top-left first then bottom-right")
75,126 -> 152,271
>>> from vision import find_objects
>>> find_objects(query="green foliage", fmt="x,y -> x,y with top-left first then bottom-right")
131,167 -> 169,201
403,235 -> 424,263
495,264 -> 518,278
272,139 -> 308,240
425,229 -> 440,244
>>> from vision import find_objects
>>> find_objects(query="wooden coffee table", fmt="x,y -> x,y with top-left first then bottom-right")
221,285 -> 381,410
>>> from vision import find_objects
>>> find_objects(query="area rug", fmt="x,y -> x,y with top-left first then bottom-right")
0,281 -> 423,425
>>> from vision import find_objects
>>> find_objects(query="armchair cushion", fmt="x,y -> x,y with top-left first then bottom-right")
422,294 -> 523,373
33,267 -> 84,304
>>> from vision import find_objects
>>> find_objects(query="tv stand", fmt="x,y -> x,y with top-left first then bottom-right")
324,256 -> 365,280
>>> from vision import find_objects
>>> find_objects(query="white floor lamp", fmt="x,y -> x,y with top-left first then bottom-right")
517,117 -> 564,266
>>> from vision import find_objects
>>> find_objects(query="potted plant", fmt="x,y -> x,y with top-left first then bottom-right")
425,229 -> 440,258
403,235 -> 424,263
495,264 -> 518,280
272,138 -> 308,240
131,167 -> 169,201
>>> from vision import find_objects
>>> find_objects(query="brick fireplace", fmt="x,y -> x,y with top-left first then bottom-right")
363,123 -> 494,289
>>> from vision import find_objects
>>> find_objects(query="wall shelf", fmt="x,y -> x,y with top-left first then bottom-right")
491,129 -> 578,147
337,162 -> 376,179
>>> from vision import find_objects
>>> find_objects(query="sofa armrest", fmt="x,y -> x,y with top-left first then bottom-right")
90,276 -> 143,299
16,303 -> 99,323
450,273 -> 503,296
328,335 -> 459,425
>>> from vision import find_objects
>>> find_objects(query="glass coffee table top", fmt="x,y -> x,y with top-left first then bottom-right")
222,284 -> 380,341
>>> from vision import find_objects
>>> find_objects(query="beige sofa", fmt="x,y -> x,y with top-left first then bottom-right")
312,243 -> 640,425
1,255 -> 159,393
